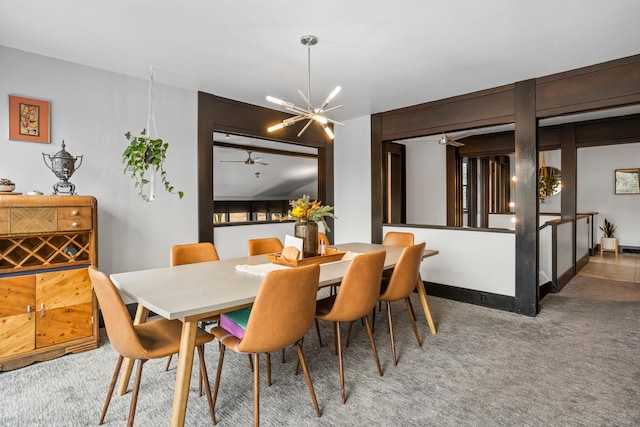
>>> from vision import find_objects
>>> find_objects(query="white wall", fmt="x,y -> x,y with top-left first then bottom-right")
1,46 -> 197,274
578,143 -> 640,247
405,141 -> 447,225
384,225 -> 516,296
333,116 -> 372,244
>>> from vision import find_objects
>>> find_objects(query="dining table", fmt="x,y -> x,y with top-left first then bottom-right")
109,242 -> 438,426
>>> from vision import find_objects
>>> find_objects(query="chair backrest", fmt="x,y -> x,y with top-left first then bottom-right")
247,237 -> 283,256
324,250 -> 386,322
380,242 -> 426,301
318,232 -> 330,245
171,242 -> 219,266
88,266 -> 145,359
237,263 -> 320,354
382,231 -> 414,247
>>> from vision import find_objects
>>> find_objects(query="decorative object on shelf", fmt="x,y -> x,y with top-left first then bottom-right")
266,35 -> 344,140
8,95 -> 50,143
122,68 -> 183,202
287,194 -> 335,257
599,218 -> 618,256
0,178 -> 15,193
42,140 -> 83,195
614,168 -> 639,195
538,154 -> 561,202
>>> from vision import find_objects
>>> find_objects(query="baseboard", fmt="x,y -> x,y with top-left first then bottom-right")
557,268 -> 573,291
423,281 -> 515,312
620,245 -> 640,254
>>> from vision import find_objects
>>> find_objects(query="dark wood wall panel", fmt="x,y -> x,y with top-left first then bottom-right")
536,54 -> 640,118
380,85 -> 515,141
575,114 -> 640,147
198,92 -> 331,243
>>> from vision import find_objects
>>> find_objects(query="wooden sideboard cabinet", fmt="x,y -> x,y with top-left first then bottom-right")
0,195 -> 98,371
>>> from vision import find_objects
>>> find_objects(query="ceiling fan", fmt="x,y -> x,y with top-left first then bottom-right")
220,150 -> 268,166
438,133 -> 465,147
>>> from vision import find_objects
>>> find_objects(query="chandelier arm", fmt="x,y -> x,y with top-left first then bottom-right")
297,119 -> 314,138
285,105 -> 311,116
317,104 -> 344,114
324,117 -> 345,126
297,89 -> 313,111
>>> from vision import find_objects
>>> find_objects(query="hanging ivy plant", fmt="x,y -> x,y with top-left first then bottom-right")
538,174 -> 559,202
122,129 -> 184,201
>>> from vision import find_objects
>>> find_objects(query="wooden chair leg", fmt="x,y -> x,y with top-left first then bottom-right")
387,301 -> 397,366
127,359 -> 146,427
266,353 -> 272,387
345,321 -> 353,347
315,318 -> 323,347
281,348 -> 286,363
336,321 -> 346,404
405,297 -> 422,347
253,353 -> 260,427
197,345 -> 217,425
165,354 -> 172,371
248,354 -> 254,372
297,342 -> 321,417
363,315 -> 383,376
212,345 -> 226,410
198,346 -> 204,397
99,355 -> 124,425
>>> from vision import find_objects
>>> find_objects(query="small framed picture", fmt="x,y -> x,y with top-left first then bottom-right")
8,95 -> 50,143
615,168 -> 640,195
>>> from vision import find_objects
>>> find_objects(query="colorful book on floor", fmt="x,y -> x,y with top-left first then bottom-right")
220,307 -> 252,338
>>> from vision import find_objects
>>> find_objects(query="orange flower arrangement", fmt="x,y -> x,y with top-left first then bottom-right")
287,194 -> 335,231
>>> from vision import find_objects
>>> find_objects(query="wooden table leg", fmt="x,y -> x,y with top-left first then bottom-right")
170,320 -> 198,427
415,273 -> 437,335
117,304 -> 149,396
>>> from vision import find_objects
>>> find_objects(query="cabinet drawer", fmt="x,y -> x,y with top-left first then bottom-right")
0,208 -> 8,235
57,219 -> 92,231
10,208 -> 57,234
57,207 -> 92,231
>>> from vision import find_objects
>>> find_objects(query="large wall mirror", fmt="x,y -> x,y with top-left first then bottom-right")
213,132 -> 318,223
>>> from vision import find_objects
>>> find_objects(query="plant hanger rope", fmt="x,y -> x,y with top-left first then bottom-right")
146,67 -> 157,201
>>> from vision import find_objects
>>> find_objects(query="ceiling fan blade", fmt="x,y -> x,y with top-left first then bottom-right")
297,118 -> 314,137
256,161 -> 269,165
219,160 -> 247,163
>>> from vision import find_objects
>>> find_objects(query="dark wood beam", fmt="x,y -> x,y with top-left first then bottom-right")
371,113 -> 384,243
514,79 -> 538,317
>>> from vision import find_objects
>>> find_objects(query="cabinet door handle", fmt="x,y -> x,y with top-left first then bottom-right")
41,303 -> 45,318
27,305 -> 31,320
72,222 -> 78,227
72,210 -> 79,216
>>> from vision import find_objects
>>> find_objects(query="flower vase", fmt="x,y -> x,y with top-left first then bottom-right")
294,220 -> 318,258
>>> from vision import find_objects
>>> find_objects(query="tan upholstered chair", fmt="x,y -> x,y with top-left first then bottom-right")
166,242 -> 220,391
382,231 -> 414,247
315,250 -> 386,404
248,237 -> 322,353
248,237 -> 283,256
88,266 -> 215,427
210,264 -> 322,426
318,231 -> 330,245
378,242 -> 426,366
171,242 -> 219,265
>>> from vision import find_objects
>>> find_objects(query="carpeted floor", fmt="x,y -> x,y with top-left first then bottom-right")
1,275 -> 638,426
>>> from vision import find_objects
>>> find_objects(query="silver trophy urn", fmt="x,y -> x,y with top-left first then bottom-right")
43,140 -> 83,195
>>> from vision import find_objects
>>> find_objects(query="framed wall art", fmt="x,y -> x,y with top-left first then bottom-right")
8,95 -> 50,143
615,168 -> 640,195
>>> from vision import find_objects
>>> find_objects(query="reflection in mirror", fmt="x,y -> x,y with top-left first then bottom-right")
213,132 -> 318,224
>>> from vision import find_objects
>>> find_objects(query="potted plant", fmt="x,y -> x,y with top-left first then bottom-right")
122,129 -> 183,202
538,174 -> 559,202
599,218 -> 618,255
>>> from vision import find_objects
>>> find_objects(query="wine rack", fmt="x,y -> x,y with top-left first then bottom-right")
0,195 -> 98,371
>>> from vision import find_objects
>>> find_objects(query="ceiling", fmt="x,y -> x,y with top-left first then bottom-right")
2,1 -> 640,123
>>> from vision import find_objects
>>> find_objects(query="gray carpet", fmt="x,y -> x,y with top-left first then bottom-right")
1,276 -> 638,426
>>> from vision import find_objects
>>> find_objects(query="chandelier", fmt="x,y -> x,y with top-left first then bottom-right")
266,35 -> 343,139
